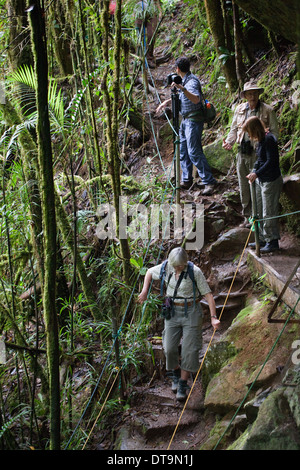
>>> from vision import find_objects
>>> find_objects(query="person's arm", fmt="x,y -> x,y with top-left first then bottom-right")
204,292 -> 220,330
173,83 -> 200,104
268,109 -> 279,140
138,270 -> 153,303
223,106 -> 241,149
156,98 -> 171,114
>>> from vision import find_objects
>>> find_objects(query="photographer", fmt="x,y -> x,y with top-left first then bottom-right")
156,57 -> 217,195
222,82 -> 279,225
138,247 -> 219,401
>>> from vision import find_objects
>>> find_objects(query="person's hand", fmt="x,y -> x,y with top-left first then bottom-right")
172,82 -> 183,91
222,139 -> 232,150
246,172 -> 257,184
138,291 -> 148,304
211,317 -> 220,330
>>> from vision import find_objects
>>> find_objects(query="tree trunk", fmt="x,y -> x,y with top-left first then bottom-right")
101,0 -> 132,283
28,1 -> 60,450
232,1 -> 245,89
0,99 -> 45,284
204,0 -> 238,92
48,1 -> 73,76
6,0 -> 33,70
0,99 -> 100,321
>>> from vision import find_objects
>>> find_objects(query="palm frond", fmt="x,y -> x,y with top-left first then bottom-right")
9,65 -> 65,134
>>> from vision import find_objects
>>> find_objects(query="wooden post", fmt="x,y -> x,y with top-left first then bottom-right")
250,180 -> 260,258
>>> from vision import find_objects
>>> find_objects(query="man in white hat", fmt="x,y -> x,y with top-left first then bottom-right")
223,81 -> 279,225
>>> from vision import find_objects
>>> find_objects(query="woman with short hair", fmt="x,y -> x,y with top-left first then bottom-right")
138,247 -> 220,401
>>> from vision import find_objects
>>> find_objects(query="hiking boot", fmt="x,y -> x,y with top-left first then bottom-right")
180,180 -> 193,190
202,184 -> 215,196
176,379 -> 190,401
260,240 -> 279,253
171,369 -> 181,393
248,240 -> 266,248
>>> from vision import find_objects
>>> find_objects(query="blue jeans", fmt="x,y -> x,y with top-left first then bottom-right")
179,119 -> 216,185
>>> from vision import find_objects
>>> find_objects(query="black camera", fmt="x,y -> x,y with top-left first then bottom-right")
167,73 -> 182,86
161,297 -> 173,320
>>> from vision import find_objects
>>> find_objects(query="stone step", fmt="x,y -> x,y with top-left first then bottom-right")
132,381 -> 204,411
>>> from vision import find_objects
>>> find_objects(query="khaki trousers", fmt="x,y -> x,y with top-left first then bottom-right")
236,150 -> 257,217
162,303 -> 203,373
255,175 -> 283,242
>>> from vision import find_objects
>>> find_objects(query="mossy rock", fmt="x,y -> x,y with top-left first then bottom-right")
228,388 -> 300,450
201,340 -> 238,391
203,137 -> 234,175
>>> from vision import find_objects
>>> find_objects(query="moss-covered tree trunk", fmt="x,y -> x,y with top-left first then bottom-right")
6,0 -> 33,70
204,0 -> 238,92
28,0 -> 60,450
101,0 -> 131,283
48,0 -> 73,76
232,1 -> 245,89
0,99 -> 45,284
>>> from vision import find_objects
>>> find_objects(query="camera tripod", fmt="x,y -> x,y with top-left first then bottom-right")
171,86 -> 181,204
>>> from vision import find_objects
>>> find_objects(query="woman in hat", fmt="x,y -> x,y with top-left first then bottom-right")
222,81 -> 279,226
138,247 -> 220,401
243,116 -> 283,253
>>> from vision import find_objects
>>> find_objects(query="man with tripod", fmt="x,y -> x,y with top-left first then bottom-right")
156,57 -> 217,195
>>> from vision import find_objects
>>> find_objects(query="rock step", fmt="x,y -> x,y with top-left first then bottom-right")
130,408 -> 201,441
126,381 -> 205,441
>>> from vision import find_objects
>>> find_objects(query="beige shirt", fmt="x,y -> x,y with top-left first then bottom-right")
225,101 -> 279,146
148,262 -> 211,300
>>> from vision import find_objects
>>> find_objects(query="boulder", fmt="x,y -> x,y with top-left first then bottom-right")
203,137 -> 234,175
229,388 -> 300,450
208,227 -> 253,259
283,173 -> 300,210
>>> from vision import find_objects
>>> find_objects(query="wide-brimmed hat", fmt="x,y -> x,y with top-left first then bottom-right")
240,81 -> 264,98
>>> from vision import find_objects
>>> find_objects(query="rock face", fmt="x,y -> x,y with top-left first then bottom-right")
283,173 -> 300,210
229,386 -> 300,450
202,298 -> 300,450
